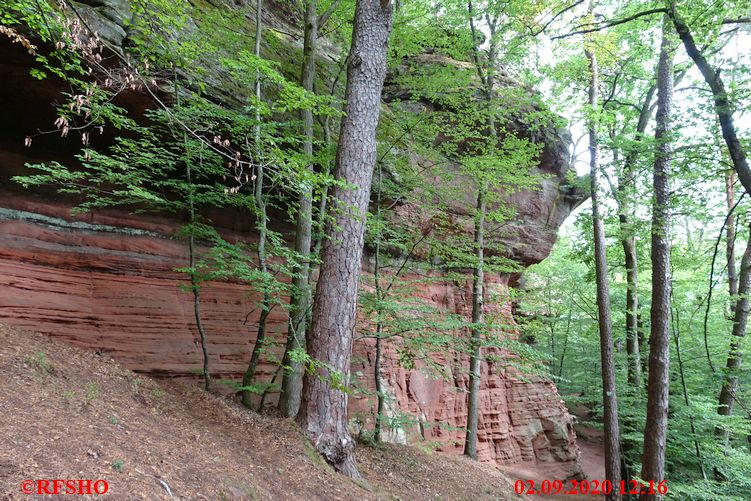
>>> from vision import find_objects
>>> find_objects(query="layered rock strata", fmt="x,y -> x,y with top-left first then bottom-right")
0,192 -> 581,476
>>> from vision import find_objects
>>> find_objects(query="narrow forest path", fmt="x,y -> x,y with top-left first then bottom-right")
497,422 -> 605,500
576,425 -> 607,485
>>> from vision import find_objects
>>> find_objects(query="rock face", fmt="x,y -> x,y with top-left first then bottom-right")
0,1 -> 586,479
0,193 -> 582,477
349,274 -> 581,472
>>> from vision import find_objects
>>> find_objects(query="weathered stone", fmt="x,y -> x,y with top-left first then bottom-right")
0,0 -> 586,480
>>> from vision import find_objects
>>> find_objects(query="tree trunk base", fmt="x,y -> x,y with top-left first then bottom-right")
316,434 -> 360,478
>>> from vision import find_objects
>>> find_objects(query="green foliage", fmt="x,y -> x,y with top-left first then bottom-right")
24,352 -> 54,374
524,224 -> 751,496
84,382 -> 100,404
7,0 -> 751,490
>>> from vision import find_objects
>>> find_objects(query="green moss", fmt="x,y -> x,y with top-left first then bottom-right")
302,437 -> 332,470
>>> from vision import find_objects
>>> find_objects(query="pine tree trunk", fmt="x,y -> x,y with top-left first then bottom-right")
297,0 -> 393,478
279,0 -> 318,418
640,16 -> 674,500
464,185 -> 485,460
586,41 -> 622,501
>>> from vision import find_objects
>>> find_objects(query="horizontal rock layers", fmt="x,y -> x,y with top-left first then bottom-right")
0,192 -> 581,477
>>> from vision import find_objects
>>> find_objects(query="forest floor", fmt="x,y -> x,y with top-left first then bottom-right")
0,323 -> 527,500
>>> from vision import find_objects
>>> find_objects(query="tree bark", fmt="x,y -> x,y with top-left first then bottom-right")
186,151 -> 211,392
279,0 -> 319,418
640,15 -> 674,501
464,184 -> 485,460
618,84 -> 655,390
373,164 -> 386,443
669,6 -> 751,195
586,39 -> 622,500
671,308 -> 707,479
297,0 -> 393,478
462,2 -> 498,460
715,222 -> 751,445
623,233 -> 640,388
725,171 -> 738,311
241,0 -> 270,409
177,82 -> 211,392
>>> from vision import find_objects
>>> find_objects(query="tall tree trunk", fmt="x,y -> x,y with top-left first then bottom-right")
586,39 -> 622,500
177,81 -> 211,392
669,6 -> 751,195
463,2 -> 497,460
242,0 -> 270,408
619,84 -> 655,390
623,233 -> 641,388
725,171 -> 738,312
558,311 -> 571,378
671,307 -> 707,479
297,0 -> 393,478
279,0 -> 319,418
715,223 -> 751,445
373,163 -> 386,443
640,16 -> 674,500
464,184 -> 485,460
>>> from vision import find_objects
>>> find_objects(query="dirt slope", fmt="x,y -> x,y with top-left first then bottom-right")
0,324 -> 521,500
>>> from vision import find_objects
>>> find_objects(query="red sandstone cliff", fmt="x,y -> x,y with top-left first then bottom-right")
0,1 -> 586,479
0,190 -> 583,479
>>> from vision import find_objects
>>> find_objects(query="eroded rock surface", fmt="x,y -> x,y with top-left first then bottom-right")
0,192 -> 582,477
0,1 -> 585,478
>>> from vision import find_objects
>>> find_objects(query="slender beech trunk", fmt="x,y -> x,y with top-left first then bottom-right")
297,0 -> 393,477
464,184 -> 486,460
623,232 -> 641,388
640,16 -> 674,500
279,0 -> 319,418
726,171 -> 738,312
176,77 -> 211,392
463,1 -> 497,460
714,171 -> 741,469
242,0 -> 270,408
371,163 -> 433,443
671,307 -> 707,479
558,311 -> 571,378
186,150 -> 211,392
310,112 -> 334,276
716,223 -> 751,444
372,163 -> 386,442
669,7 -> 751,195
176,71 -> 212,392
586,39 -> 622,500
373,323 -> 385,442
619,84 -> 655,390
